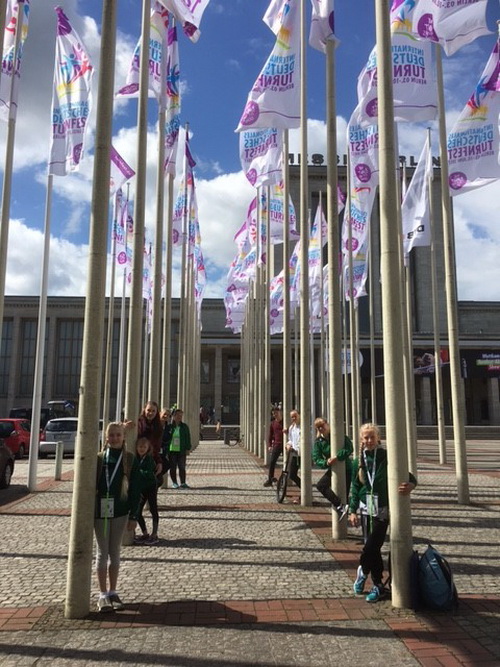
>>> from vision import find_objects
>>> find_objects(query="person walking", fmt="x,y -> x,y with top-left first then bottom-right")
263,408 -> 284,487
163,408 -> 192,489
313,417 -> 352,520
94,422 -> 140,612
349,422 -> 417,603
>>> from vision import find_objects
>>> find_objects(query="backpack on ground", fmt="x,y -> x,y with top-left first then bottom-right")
418,543 -> 459,611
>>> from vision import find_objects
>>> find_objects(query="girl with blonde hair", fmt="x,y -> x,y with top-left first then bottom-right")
349,423 -> 417,603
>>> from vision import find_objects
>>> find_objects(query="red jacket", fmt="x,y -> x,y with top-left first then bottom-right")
268,419 -> 283,448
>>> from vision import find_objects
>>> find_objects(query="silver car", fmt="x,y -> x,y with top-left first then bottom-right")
39,417 -> 103,457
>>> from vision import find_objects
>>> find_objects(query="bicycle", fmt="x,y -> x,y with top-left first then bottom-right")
276,447 -> 298,503
223,427 -> 242,447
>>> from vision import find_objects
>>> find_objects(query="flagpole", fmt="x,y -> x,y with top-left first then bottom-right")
375,0 -> 413,609
149,26 -> 167,401
176,125 -> 189,408
65,0 -> 117,619
124,0 -> 150,425
101,194 -> 119,432
0,1 -> 25,346
116,266 -> 127,420
435,45 -> 469,503
427,126 -> 447,464
368,222 -> 377,422
299,0 -> 312,506
282,131 -> 292,428
27,174 -> 53,492
161,174 -> 174,409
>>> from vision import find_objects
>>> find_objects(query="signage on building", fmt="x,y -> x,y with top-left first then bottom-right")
287,154 -> 442,168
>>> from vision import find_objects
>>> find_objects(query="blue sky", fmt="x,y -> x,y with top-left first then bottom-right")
2,0 -> 500,300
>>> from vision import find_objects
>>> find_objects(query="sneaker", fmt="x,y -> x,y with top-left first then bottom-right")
134,533 -> 149,544
108,593 -> 125,611
263,479 -> 273,487
145,535 -> 159,545
171,482 -> 179,489
353,566 -> 368,595
366,584 -> 384,603
271,477 -> 278,484
97,595 -> 113,613
336,504 -> 349,521
180,482 -> 190,489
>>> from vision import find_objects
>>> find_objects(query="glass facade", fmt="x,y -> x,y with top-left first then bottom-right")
0,320 -> 12,396
54,320 -> 84,397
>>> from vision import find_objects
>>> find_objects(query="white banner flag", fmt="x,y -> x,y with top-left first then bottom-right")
309,0 -> 338,53
109,146 -> 135,196
342,109 -> 379,257
0,0 -> 30,122
357,21 -> 437,126
240,128 -> 283,187
116,2 -> 168,101
236,0 -> 300,131
49,7 -> 93,176
447,42 -> 500,196
402,137 -> 432,258
409,0 -> 491,56
159,0 -> 211,43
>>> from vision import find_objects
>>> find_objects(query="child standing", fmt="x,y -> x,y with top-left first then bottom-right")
94,422 -> 140,612
134,437 -> 160,545
349,423 -> 417,603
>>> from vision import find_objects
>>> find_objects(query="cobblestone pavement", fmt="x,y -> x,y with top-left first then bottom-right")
0,439 -> 499,666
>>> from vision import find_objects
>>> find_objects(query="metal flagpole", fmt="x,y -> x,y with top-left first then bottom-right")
427,126 -> 447,464
177,125 -> 190,408
282,131 -> 292,427
299,0 -> 312,506
375,0 -> 413,608
27,175 -> 53,492
435,46 -> 469,503
368,222 -> 377,423
161,174 -> 174,409
149,30 -> 167,401
102,195 -> 119,432
0,1 -> 26,345
65,0 -> 117,619
124,0 -> 150,425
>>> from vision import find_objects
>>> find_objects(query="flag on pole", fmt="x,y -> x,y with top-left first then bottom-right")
447,41 -> 500,195
342,109 -> 379,257
116,2 -> 169,100
48,7 -> 93,176
269,269 -> 285,334
402,136 -> 432,258
343,238 -> 369,302
159,0 -> 211,43
109,146 -> 135,195
357,8 -> 437,127
263,0 -> 288,34
309,204 -> 327,320
0,0 -> 30,121
408,0 -> 491,56
236,0 -> 300,131
309,0 -> 338,53
164,25 -> 181,176
240,128 -> 283,187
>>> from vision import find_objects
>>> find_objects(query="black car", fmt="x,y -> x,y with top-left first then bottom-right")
0,439 -> 15,489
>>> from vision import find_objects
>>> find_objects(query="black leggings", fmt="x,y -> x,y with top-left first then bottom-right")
289,454 -> 301,488
316,468 -> 350,508
137,485 -> 159,535
359,515 -> 389,586
169,451 -> 187,484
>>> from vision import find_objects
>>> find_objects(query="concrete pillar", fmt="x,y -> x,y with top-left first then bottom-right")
420,376 -> 433,425
487,377 -> 500,425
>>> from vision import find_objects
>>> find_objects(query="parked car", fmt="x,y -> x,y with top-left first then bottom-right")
0,419 -> 31,459
0,440 -> 15,488
8,407 -> 52,430
39,417 -> 103,458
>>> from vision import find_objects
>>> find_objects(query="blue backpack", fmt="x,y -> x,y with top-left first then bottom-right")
418,543 -> 459,611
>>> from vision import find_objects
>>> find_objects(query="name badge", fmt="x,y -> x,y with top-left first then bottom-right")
100,497 -> 114,519
366,493 -> 379,517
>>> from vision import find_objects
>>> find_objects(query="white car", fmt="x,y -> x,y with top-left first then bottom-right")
39,417 -> 103,458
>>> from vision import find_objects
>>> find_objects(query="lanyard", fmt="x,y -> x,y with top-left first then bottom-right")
363,447 -> 377,489
105,448 -> 123,494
